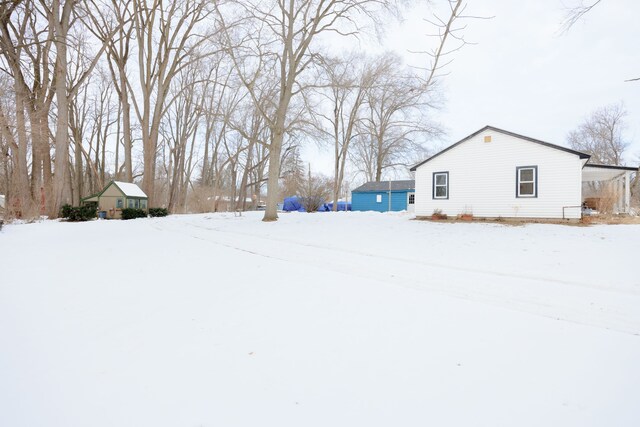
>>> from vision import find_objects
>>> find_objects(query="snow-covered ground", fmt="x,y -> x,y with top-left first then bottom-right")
1,212 -> 639,426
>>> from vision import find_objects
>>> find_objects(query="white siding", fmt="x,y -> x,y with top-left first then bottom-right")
415,130 -> 583,219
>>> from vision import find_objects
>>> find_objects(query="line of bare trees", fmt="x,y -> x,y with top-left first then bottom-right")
0,0 -> 471,221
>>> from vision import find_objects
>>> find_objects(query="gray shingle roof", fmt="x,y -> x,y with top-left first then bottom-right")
352,180 -> 415,192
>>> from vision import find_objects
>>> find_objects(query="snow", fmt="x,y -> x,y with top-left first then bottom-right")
113,180 -> 147,198
1,212 -> 639,426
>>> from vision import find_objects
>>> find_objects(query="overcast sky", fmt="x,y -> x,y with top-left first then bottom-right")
306,0 -> 640,182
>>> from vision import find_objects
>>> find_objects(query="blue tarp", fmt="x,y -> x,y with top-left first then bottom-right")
282,196 -> 333,212
283,196 -> 305,212
326,201 -> 351,211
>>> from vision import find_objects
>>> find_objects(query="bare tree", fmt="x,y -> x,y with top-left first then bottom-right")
354,53 -> 441,181
559,0 -> 603,33
229,99 -> 271,211
84,68 -> 118,192
314,53 -> 373,210
128,0 -> 213,206
418,0 -> 491,86
0,0 -> 54,217
559,0 -> 638,82
160,56 -> 208,213
567,102 -> 629,165
215,0 -> 395,221
42,0 -> 77,216
299,169 -> 331,213
83,0 -> 135,182
280,144 -> 305,201
41,0 -> 109,216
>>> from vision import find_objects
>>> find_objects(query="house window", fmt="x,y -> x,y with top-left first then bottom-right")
128,199 -> 134,208
140,200 -> 147,209
116,198 -> 123,209
135,199 -> 140,208
408,194 -> 415,204
517,166 -> 537,198
376,194 -> 382,203
433,172 -> 449,199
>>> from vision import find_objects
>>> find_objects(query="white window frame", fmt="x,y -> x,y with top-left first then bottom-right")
408,193 -> 415,205
516,166 -> 537,198
376,194 -> 382,203
433,172 -> 449,199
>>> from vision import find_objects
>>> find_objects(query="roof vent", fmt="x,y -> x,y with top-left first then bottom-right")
484,135 -> 492,143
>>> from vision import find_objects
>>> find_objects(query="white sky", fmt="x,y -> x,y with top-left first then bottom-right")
305,0 -> 640,182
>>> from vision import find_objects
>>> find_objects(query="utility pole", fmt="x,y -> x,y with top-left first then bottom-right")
388,180 -> 391,212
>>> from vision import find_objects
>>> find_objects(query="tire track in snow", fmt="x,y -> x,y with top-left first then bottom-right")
154,218 -> 640,336
184,220 -> 639,297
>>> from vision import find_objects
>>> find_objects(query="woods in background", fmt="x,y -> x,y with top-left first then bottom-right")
0,0 -> 470,220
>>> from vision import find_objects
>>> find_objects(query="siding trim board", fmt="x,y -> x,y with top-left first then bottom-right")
582,164 -> 638,171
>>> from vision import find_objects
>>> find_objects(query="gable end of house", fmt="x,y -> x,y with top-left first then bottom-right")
410,125 -> 590,171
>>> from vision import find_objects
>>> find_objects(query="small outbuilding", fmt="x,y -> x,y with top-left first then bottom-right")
81,181 -> 148,219
410,125 -> 637,219
351,180 -> 415,212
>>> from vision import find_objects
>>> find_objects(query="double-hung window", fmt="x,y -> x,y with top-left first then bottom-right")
433,172 -> 449,199
516,166 -> 537,198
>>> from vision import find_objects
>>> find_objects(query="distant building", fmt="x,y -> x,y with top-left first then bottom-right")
351,180 -> 415,213
81,181 -> 148,219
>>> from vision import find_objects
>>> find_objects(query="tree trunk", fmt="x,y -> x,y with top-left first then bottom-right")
120,66 -> 133,182
49,0 -> 74,217
263,131 -> 283,221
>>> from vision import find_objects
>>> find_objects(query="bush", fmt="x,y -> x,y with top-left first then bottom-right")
60,203 -> 97,222
298,173 -> 331,213
149,207 -> 168,217
60,204 -> 73,219
121,208 -> 147,220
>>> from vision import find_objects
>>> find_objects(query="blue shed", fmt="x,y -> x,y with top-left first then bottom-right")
351,180 -> 415,212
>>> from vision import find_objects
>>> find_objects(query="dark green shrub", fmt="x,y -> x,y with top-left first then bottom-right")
149,207 -> 168,217
60,204 -> 73,219
61,203 -> 97,222
121,208 -> 147,220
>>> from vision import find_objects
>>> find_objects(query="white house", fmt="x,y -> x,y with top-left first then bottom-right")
410,126 -> 637,219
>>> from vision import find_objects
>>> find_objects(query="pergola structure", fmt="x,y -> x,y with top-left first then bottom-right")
582,164 -> 637,214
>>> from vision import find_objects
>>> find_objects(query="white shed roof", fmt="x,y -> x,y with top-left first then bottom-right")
582,164 -> 637,182
113,181 -> 147,198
